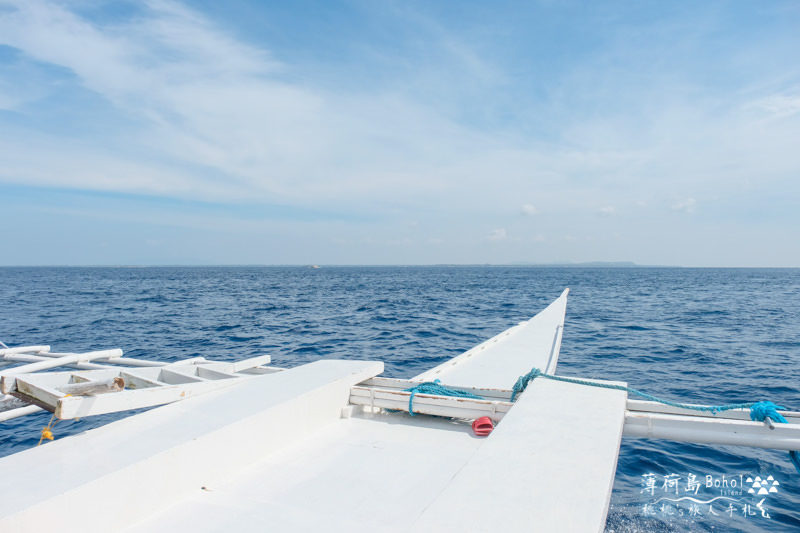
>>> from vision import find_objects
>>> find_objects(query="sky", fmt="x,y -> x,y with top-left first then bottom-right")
1,0 -> 799,267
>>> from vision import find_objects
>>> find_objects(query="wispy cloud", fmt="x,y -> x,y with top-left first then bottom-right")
747,86 -> 800,121
486,228 -> 508,241
1,1 -> 799,266
671,197 -> 697,213
0,1 -> 501,207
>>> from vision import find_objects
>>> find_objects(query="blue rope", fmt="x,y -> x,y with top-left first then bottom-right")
512,368 -> 800,475
749,401 -> 788,424
404,379 -> 484,416
511,368 -> 752,413
790,451 -> 800,474
748,401 -> 800,475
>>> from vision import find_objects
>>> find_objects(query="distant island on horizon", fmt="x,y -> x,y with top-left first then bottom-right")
504,261 -> 674,268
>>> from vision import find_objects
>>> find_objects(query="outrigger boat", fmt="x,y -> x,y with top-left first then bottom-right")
1,289 -> 798,532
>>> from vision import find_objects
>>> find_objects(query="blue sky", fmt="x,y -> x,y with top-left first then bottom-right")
1,0 -> 798,266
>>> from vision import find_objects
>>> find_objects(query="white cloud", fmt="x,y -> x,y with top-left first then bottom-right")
1,1 -> 800,267
747,86 -> 800,121
0,1 -> 492,206
486,228 -> 507,241
671,197 -> 697,213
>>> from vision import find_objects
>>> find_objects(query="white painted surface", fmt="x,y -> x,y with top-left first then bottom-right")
125,412 -> 489,533
0,350 -> 124,393
127,378 -> 628,533
624,410 -> 800,450
0,359 -> 383,533
414,289 -> 568,389
3,357 -> 277,420
3,290 -> 797,532
416,377 -> 628,532
0,346 -> 50,356
627,399 -> 800,421
122,293 -> 586,533
0,404 -> 41,422
349,384 -> 513,421
2,291 -> 583,533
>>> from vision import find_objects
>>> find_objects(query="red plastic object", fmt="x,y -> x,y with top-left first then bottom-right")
472,416 -> 494,436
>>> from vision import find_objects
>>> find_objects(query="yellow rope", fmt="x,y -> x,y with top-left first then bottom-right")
35,394 -> 74,445
38,413 -> 59,445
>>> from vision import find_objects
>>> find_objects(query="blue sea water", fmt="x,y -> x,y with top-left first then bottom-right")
1,266 -> 799,532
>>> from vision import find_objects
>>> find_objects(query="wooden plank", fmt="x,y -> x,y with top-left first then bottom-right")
77,357 -> 163,367
236,366 -> 284,375
0,350 -> 124,393
231,354 -> 272,372
0,355 -> 276,422
54,375 -> 249,419
359,377 -> 513,401
120,370 -> 168,390
9,369 -> 123,389
196,367 -> 240,380
416,376 -> 628,532
6,364 -> 248,418
161,357 -> 207,366
0,360 -> 384,532
349,386 -> 513,421
55,386 -> 196,419
52,369 -> 255,419
414,289 -> 568,389
14,377 -> 64,411
157,368 -> 206,384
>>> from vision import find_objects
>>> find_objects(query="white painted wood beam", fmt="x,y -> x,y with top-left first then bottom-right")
624,410 -> 800,451
349,385 -> 513,422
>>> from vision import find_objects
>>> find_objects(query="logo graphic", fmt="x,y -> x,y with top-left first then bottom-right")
637,471 -> 783,523
746,476 -> 779,495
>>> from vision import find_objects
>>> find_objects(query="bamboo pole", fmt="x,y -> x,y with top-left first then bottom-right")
0,404 -> 42,422
624,410 -> 800,451
0,349 -> 123,376
0,346 -> 50,356
0,354 -> 109,370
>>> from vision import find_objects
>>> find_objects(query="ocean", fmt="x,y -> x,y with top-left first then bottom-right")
2,266 -> 799,532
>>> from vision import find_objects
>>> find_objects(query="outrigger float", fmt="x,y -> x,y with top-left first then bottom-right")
1,289 -> 798,532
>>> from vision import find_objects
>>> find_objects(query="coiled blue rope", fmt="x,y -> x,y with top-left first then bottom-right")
749,401 -> 787,424
748,401 -> 800,475
512,367 -> 800,475
404,379 -> 484,416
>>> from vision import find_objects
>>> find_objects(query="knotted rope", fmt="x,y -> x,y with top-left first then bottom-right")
38,413 -> 59,445
404,379 -> 484,416
748,401 -> 800,475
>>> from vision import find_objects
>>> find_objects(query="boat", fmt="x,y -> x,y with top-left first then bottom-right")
1,288 -> 798,532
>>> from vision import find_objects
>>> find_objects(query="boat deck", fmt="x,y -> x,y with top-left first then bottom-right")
125,376 -> 627,532
0,289 -> 632,532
